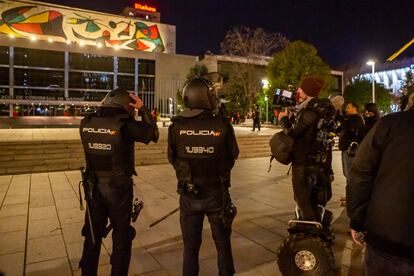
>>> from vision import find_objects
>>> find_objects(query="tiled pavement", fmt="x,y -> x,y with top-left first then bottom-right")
0,152 -> 364,276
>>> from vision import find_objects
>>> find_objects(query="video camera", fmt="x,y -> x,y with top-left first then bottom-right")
273,89 -> 297,108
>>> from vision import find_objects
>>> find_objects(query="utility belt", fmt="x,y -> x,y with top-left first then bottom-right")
178,181 -> 237,228
177,182 -> 202,196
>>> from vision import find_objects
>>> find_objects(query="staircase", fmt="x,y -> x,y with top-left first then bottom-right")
0,135 -> 272,175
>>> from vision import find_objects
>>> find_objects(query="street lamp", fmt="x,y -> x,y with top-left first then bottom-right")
262,79 -> 269,125
367,60 -> 376,103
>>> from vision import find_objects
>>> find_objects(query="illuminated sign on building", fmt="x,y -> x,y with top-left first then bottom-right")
134,3 -> 157,13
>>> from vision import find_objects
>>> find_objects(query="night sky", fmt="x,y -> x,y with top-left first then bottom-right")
39,0 -> 414,69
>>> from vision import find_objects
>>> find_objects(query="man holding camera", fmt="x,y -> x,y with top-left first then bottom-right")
280,76 -> 334,222
79,88 -> 158,276
168,77 -> 239,276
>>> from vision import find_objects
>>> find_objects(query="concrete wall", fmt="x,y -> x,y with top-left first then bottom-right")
155,53 -> 198,116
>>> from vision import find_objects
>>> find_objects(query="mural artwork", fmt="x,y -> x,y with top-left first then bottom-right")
0,0 -> 166,53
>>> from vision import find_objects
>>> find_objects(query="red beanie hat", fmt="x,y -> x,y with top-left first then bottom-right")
300,76 -> 325,97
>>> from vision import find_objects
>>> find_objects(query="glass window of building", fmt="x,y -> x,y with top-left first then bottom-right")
68,90 -> 107,101
14,69 -> 64,88
69,72 -> 113,90
14,87 -> 64,99
118,57 -> 135,74
70,53 -> 113,72
0,46 -> 9,65
0,67 -> 8,86
138,76 -> 154,92
117,75 -> 135,91
138,59 -> 155,75
0,103 -> 9,116
14,48 -> 64,68
331,75 -> 342,93
0,87 -> 8,99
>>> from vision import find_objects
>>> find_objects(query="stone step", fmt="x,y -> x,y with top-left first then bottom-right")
0,135 -> 273,175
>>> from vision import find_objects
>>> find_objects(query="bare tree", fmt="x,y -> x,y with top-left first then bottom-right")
220,26 -> 288,111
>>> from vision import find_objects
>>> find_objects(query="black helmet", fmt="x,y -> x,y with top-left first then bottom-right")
101,88 -> 134,115
182,78 -> 218,110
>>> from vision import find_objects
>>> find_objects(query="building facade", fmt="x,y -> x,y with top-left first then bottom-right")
356,58 -> 414,94
0,0 -> 197,117
352,58 -> 414,112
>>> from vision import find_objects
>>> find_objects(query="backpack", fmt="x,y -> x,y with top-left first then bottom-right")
313,99 -> 338,163
269,130 -> 294,165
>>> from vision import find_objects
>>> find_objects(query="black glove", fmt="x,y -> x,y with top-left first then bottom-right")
279,116 -> 291,129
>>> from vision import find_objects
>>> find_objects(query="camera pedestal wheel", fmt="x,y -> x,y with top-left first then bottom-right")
277,233 -> 336,276
294,249 -> 317,271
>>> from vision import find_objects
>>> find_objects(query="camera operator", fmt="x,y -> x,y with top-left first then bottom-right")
79,88 -> 158,276
280,76 -> 334,223
168,77 -> 239,276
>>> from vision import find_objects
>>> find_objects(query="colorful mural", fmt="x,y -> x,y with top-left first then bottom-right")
0,0 -> 173,53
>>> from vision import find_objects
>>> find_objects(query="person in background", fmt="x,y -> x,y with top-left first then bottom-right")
338,102 -> 364,206
362,103 -> 380,138
252,106 -> 261,131
151,107 -> 159,122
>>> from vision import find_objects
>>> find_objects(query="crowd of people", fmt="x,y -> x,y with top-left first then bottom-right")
75,75 -> 414,275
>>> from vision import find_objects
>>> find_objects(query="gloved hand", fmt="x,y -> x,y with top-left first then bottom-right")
279,116 -> 291,129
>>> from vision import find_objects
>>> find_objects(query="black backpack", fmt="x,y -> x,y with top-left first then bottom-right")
269,130 -> 294,165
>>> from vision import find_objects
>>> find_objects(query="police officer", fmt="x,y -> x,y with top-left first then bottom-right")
79,88 -> 158,276
168,78 -> 239,276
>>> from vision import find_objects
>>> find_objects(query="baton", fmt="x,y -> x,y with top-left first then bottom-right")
86,204 -> 96,245
79,167 -> 95,245
287,164 -> 292,175
149,207 -> 179,227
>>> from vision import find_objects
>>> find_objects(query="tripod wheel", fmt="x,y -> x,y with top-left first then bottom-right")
277,233 -> 335,276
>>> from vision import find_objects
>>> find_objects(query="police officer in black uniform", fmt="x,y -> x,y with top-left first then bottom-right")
79,88 -> 158,276
168,78 -> 239,276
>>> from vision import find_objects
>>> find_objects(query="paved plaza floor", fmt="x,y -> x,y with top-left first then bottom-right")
0,150 -> 364,276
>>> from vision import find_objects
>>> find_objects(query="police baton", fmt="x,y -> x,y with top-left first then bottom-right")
78,167 -> 96,245
287,164 -> 292,175
149,207 -> 179,228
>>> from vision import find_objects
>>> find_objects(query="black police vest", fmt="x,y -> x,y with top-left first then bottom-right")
174,117 -> 227,160
80,114 -> 134,176
173,116 -> 228,185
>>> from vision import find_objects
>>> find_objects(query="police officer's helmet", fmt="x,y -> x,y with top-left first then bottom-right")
101,88 -> 134,115
182,78 -> 218,110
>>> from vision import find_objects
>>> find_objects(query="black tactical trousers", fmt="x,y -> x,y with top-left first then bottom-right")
179,193 -> 235,276
79,176 -> 134,276
291,164 -> 330,221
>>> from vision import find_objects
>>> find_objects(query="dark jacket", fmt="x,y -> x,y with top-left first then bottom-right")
290,98 -> 333,168
80,107 -> 158,176
168,111 -> 239,191
338,114 -> 364,151
362,116 -> 378,139
347,110 -> 414,260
